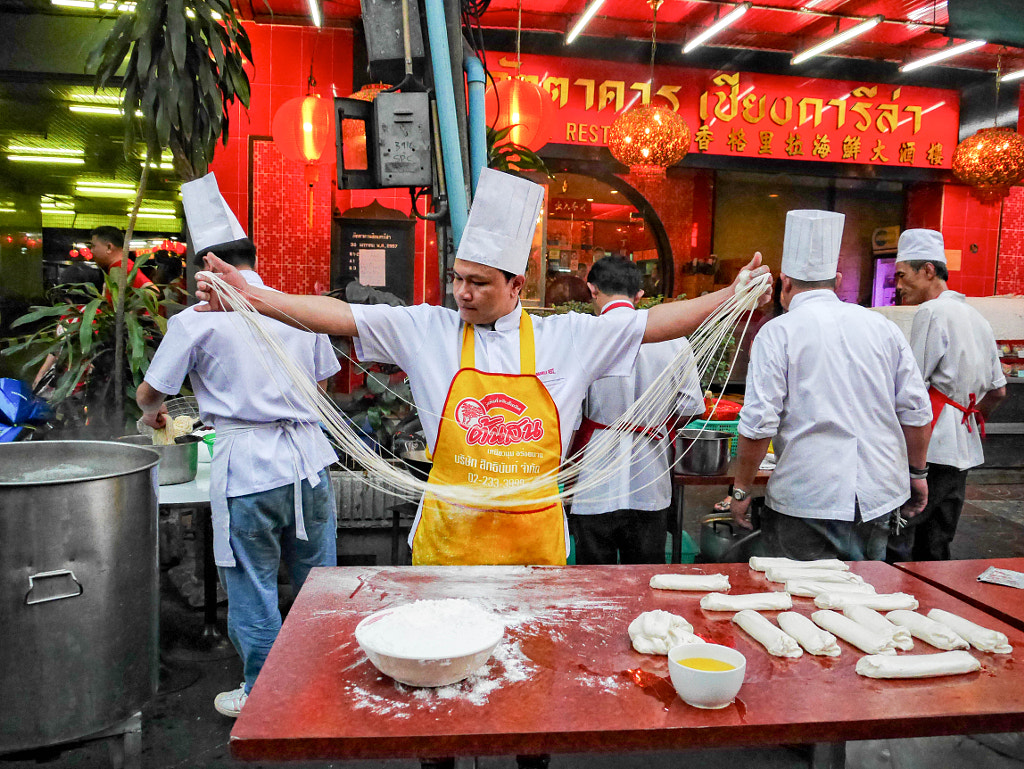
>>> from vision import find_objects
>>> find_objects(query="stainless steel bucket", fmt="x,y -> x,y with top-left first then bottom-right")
674,429 -> 731,476
0,441 -> 159,754
118,434 -> 199,485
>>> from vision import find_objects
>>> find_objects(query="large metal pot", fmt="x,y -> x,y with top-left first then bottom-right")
0,441 -> 159,754
118,434 -> 199,485
673,429 -> 731,475
699,512 -> 764,563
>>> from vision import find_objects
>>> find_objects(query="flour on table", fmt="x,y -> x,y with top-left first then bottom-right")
357,598 -> 505,658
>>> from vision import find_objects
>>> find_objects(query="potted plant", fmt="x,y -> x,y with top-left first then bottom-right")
85,0 -> 252,430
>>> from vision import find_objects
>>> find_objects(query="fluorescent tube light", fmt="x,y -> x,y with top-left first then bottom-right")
792,15 -> 883,65
51,0 -> 96,8
900,40 -> 986,72
1001,68 -> 1024,82
135,213 -> 178,220
135,207 -> 178,215
70,105 -> 121,116
8,145 -> 84,156
76,182 -> 137,197
566,0 -> 606,44
683,3 -> 751,54
306,0 -> 321,28
7,155 -> 85,165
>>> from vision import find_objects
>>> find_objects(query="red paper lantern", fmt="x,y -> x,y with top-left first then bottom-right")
485,77 -> 554,152
272,94 -> 336,166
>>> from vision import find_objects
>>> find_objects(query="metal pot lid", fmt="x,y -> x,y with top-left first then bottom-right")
0,440 -> 160,486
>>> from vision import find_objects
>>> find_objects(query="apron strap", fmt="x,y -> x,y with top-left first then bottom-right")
929,386 -> 986,438
459,309 -> 536,375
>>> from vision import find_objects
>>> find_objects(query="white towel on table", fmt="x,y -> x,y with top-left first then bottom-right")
926,608 -> 1012,654
843,605 -> 914,651
786,580 -> 876,598
814,592 -> 919,611
811,610 -> 897,655
701,592 -> 793,611
778,611 -> 841,656
749,557 -> 849,572
885,610 -> 970,650
733,609 -> 802,658
628,610 -> 703,655
856,651 -> 980,679
650,573 -> 731,592
765,567 -> 865,585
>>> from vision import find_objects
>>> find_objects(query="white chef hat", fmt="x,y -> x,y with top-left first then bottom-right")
181,172 -> 251,257
897,229 -> 946,264
780,210 -> 845,281
456,168 -> 544,276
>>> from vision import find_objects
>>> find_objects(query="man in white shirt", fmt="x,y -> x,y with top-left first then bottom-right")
887,229 -> 1007,562
730,210 -> 932,561
136,174 -> 340,718
196,169 -> 770,567
570,256 -> 703,564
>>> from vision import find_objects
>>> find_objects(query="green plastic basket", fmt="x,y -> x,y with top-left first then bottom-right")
685,418 -> 740,457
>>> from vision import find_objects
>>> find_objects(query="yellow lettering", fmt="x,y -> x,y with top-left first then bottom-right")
655,85 -> 681,111
798,97 -> 825,127
590,124 -> 600,143
903,105 -> 923,134
828,98 -> 847,128
630,81 -> 651,105
598,80 -> 624,112
876,103 -> 898,133
602,124 -> 610,144
770,96 -> 793,126
852,86 -> 878,98
851,102 -> 872,131
742,94 -> 766,124
543,77 -> 570,108
575,79 -> 596,110
566,123 -> 577,141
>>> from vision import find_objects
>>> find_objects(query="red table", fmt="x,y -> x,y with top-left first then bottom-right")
231,563 -> 1024,764
893,557 -> 1024,632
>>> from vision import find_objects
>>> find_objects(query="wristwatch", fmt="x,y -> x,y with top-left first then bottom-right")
731,487 -> 750,502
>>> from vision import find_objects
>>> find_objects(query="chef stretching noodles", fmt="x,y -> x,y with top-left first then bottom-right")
195,169 -> 771,566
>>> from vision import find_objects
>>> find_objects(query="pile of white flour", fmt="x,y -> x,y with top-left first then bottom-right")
358,598 -> 505,658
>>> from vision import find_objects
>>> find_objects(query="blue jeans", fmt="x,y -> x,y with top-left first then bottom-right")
760,504 -> 891,561
217,469 -> 337,693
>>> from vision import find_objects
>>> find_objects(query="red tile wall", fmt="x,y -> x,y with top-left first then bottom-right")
207,23 -> 354,296
997,186 -> 1024,295
938,184 -> 1002,296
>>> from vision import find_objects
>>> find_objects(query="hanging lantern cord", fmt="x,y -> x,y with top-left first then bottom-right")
994,53 -> 1002,128
516,0 -> 522,72
650,0 -> 661,86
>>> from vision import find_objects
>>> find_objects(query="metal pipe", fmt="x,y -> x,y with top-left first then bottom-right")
463,50 -> 488,194
424,0 -> 469,247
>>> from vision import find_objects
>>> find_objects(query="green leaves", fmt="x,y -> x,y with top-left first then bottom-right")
486,126 -> 552,177
88,0 -> 252,181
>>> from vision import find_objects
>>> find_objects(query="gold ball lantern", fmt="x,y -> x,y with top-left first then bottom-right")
608,105 -> 690,177
952,126 -> 1024,202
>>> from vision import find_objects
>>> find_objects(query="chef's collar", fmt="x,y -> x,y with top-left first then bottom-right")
239,270 -> 264,287
480,301 -> 524,332
601,300 -> 634,315
788,289 -> 839,311
939,289 -> 965,302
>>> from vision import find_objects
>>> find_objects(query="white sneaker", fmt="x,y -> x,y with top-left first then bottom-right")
214,683 -> 248,717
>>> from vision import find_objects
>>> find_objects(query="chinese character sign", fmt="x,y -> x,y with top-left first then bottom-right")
484,52 -> 958,170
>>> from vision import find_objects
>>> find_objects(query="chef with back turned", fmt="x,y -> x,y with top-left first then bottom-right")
729,210 -> 933,560
194,169 -> 771,567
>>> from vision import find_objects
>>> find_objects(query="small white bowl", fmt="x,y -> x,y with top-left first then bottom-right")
668,642 -> 746,709
355,603 -> 504,688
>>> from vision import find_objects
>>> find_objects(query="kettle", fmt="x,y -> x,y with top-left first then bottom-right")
699,504 -> 764,563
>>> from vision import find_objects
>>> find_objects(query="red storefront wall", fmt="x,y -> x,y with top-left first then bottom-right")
208,24 -> 439,304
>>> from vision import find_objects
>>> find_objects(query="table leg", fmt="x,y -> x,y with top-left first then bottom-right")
200,504 -> 222,640
671,483 -> 685,564
809,741 -> 846,769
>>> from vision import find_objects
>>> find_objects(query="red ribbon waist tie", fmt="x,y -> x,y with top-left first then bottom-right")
569,416 -> 672,459
929,386 -> 985,439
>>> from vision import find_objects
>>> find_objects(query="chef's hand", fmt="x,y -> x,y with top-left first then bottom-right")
140,403 -> 169,430
195,254 -> 246,312
901,477 -> 928,519
731,495 -> 754,530
730,252 -> 773,307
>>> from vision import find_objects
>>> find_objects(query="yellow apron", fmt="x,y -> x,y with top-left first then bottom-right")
412,311 -> 566,565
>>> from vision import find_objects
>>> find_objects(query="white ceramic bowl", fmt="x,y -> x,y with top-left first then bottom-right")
355,603 -> 504,688
668,642 -> 746,709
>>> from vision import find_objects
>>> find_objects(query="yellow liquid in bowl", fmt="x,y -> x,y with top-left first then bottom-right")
677,657 -> 735,672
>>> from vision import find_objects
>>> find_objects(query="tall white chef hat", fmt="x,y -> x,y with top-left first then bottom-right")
780,209 -> 845,281
897,228 -> 946,264
456,168 -> 544,276
181,171 -> 252,258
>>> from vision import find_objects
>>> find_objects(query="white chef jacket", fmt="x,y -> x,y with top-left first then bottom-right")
739,290 -> 932,522
910,290 -> 1006,470
351,301 -> 647,459
144,271 -> 340,498
571,303 -> 704,515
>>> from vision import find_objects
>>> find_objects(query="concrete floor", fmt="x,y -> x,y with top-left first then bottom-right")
4,482 -> 1023,769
